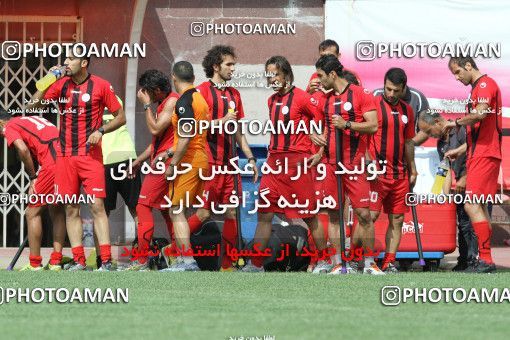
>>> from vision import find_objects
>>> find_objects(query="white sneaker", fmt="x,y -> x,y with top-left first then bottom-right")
241,261 -> 264,272
363,262 -> 386,275
328,263 -> 358,275
312,260 -> 333,274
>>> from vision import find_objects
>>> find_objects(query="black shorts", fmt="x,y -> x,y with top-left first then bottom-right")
104,160 -> 141,212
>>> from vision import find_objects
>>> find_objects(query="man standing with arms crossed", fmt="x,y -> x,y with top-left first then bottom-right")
187,45 -> 258,271
313,54 -> 382,275
28,46 -> 126,271
443,56 -> 502,273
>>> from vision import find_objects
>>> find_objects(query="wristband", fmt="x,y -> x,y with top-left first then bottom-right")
345,121 -> 352,130
98,127 -> 105,135
29,174 -> 38,180
143,103 -> 151,111
248,157 -> 257,163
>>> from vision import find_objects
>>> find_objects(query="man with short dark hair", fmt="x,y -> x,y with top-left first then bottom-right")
313,54 -> 382,275
307,39 -> 362,95
373,68 -> 429,144
417,110 -> 477,271
27,46 -> 126,271
0,111 -> 66,271
369,68 -> 417,273
442,56 -> 502,273
155,61 -> 210,272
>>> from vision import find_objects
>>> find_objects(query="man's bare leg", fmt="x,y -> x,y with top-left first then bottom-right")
90,198 -> 111,264
25,206 -> 44,268
65,203 -> 86,266
48,204 -> 66,266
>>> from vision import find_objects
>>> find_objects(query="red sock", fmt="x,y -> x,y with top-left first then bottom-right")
221,219 -> 238,268
307,229 -> 319,266
188,214 -> 203,234
252,255 -> 264,268
382,252 -> 396,270
71,246 -> 86,266
136,204 -> 154,264
49,251 -> 62,265
99,244 -> 111,263
29,254 -> 42,267
472,221 -> 493,264
350,242 -> 363,260
318,213 -> 329,240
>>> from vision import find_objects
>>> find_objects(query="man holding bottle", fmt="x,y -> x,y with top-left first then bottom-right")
27,45 -> 126,271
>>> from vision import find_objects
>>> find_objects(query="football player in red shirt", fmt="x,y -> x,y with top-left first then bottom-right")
369,68 -> 417,273
242,56 -> 327,272
313,54 -> 383,275
0,112 -> 66,271
443,56 -> 502,273
122,69 -> 179,270
27,46 -> 126,271
187,45 -> 258,271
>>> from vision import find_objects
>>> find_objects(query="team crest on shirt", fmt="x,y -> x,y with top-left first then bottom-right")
282,106 -> 289,115
179,107 -> 185,114
363,88 -> 371,94
343,102 -> 352,111
110,85 -> 115,92
229,100 -> 236,109
310,97 -> 318,106
81,93 -> 90,102
480,82 -> 486,89
401,115 -> 408,124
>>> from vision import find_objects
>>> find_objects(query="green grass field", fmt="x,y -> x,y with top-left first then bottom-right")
1,271 -> 509,339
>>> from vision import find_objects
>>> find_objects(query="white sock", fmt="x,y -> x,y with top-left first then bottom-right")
182,256 -> 195,264
364,256 -> 374,268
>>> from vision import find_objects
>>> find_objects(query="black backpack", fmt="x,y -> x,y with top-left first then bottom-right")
247,223 -> 310,272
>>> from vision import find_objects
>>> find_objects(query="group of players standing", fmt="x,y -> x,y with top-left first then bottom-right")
0,38 -> 501,274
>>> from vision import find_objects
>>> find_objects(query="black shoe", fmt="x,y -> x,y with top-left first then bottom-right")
96,256 -> 102,270
452,261 -> 468,272
465,259 -> 496,273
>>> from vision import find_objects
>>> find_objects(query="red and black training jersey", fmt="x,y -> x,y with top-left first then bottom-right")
4,116 -> 59,167
267,86 -> 317,154
465,74 -> 502,160
44,74 -> 121,157
314,84 -> 375,165
369,95 -> 415,179
151,92 -> 180,162
196,81 -> 245,165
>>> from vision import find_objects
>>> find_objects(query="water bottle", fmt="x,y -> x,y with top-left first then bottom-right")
36,68 -> 63,91
431,158 -> 450,194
